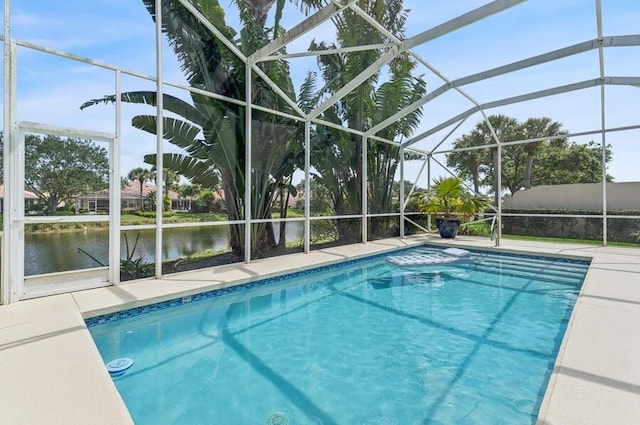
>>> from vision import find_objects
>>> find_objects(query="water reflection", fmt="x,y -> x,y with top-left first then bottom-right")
25,223 -> 303,276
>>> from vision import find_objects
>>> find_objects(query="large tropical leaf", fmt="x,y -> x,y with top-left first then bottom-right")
298,71 -> 318,114
132,116 -> 201,148
81,91 -> 208,127
144,153 -> 219,189
143,0 -> 238,92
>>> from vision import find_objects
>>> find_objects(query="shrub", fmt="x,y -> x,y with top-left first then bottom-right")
135,210 -> 177,218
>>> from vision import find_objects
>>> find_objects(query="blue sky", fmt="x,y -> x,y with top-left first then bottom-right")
5,0 -> 640,186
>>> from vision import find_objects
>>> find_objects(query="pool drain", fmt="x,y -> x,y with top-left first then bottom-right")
265,412 -> 289,425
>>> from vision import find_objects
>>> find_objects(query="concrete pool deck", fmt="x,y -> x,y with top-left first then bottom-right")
1,235 -> 639,424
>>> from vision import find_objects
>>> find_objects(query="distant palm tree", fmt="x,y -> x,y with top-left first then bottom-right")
447,130 -> 488,195
177,183 -> 199,210
127,167 -> 154,210
152,167 -> 180,195
475,115 -> 520,205
520,117 -> 566,189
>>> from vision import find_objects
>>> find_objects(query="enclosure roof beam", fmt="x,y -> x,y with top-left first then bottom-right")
431,123 -> 640,156
307,47 -> 398,120
403,0 -> 526,51
3,36 -> 249,109
260,43 -> 392,61
18,121 -> 115,142
307,0 -> 524,120
351,4 -> 483,142
366,34 -> 640,138
403,76 -> 640,148
176,0 -> 246,63
249,0 -> 357,63
453,35 -> 640,87
248,1 -> 360,118
251,64 -> 307,117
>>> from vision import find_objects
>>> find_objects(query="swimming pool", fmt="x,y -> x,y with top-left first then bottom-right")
88,246 -> 589,424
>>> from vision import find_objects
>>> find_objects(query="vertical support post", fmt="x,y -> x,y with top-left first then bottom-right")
399,147 -> 405,238
595,0 -> 607,246
5,43 -> 20,303
2,0 -> 11,304
110,70 -> 122,285
361,136 -> 368,243
8,125 -> 24,302
426,155 -> 431,231
496,144 -> 502,247
154,0 -> 164,278
600,93 -> 607,246
304,120 -> 310,253
244,62 -> 252,263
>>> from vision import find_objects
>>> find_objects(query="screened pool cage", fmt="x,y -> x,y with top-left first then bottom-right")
1,0 -> 639,304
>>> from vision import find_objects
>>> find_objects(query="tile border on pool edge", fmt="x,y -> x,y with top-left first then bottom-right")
84,244 -> 591,328
84,248 -> 407,327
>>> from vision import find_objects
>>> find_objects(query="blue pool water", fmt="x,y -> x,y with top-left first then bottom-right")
88,246 -> 589,425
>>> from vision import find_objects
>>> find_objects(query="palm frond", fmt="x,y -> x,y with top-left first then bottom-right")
131,116 -> 201,149
297,71 -> 318,114
80,91 -> 207,127
142,0 -> 238,91
144,153 -> 219,189
290,0 -> 325,15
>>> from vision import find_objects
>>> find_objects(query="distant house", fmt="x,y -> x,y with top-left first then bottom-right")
76,181 -> 181,212
0,185 -> 40,212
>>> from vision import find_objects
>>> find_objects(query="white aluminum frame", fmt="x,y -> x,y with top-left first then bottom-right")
1,0 -> 639,303
10,122 -> 119,301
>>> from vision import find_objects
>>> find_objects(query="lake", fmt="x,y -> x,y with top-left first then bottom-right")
24,222 -> 304,276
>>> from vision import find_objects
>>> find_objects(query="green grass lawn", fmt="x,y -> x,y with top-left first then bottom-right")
120,212 -> 228,225
5,209 -> 306,232
501,234 -> 640,248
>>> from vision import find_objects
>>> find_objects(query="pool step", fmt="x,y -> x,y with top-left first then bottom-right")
473,258 -> 587,280
415,248 -> 588,285
468,263 -> 585,286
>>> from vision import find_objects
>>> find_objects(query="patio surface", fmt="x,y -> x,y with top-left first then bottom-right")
1,235 -> 639,424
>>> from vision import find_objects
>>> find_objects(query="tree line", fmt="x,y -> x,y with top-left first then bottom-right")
446,114 -> 612,202
0,133 -> 110,215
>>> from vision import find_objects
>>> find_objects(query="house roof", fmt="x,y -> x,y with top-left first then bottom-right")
0,185 -> 39,199
77,181 -> 180,200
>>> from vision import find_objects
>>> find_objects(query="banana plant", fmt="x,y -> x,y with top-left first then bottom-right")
300,0 -> 426,242
82,0 -> 302,258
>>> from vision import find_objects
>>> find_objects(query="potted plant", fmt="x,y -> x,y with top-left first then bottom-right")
414,176 -> 490,238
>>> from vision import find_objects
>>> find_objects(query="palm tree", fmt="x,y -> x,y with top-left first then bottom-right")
127,167 -> 154,210
178,183 -> 199,210
474,115 -> 520,205
83,0 -> 302,258
152,167 -> 180,195
301,0 -> 425,242
416,176 -> 489,219
520,117 -> 566,189
415,176 -> 490,238
447,130 -> 488,195
368,58 -> 426,237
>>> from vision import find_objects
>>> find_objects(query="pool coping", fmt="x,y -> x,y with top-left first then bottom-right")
84,242 -> 591,328
1,235 -> 640,424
